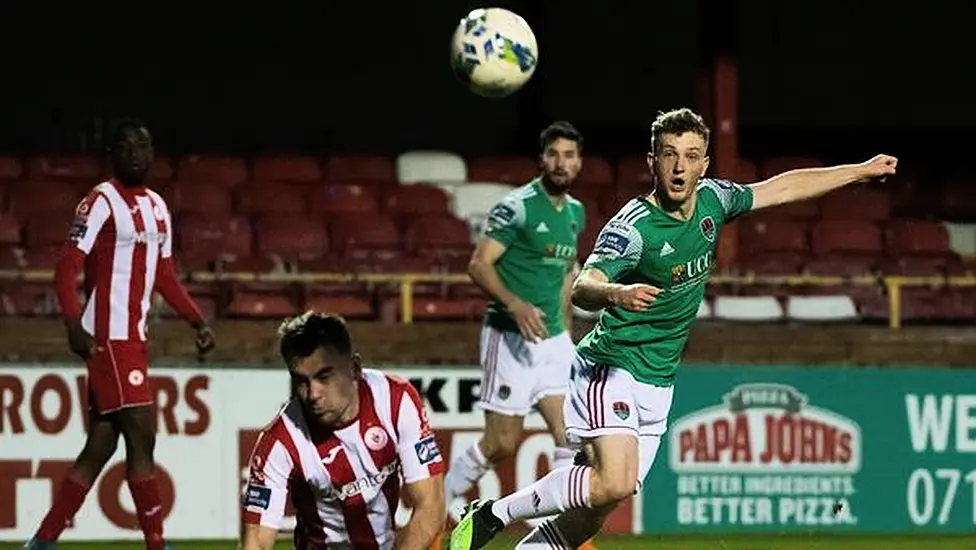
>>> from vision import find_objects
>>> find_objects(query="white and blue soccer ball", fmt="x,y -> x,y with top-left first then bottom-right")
450,8 -> 538,98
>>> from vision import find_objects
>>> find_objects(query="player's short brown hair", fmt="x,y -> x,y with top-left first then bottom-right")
650,108 -> 710,153
278,311 -> 353,365
539,120 -> 583,153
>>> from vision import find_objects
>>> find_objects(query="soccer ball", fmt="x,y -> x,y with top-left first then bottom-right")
450,8 -> 539,98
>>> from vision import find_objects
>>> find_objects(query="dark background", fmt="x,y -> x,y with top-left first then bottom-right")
0,2 -> 972,163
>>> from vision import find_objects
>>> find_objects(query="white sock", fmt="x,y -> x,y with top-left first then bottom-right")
552,447 -> 576,470
515,520 -> 572,549
491,465 -> 591,525
444,442 -> 491,501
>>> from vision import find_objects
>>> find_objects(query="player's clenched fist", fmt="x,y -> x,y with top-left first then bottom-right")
858,154 -> 898,180
609,283 -> 661,312
509,299 -> 548,342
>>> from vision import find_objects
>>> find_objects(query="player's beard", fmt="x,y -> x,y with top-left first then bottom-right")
541,172 -> 572,196
116,167 -> 149,188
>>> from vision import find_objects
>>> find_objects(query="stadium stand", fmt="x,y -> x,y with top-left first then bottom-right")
1,152 -> 974,327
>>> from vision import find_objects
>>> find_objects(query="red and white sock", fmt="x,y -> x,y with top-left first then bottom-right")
515,520 -> 573,549
491,465 -> 591,525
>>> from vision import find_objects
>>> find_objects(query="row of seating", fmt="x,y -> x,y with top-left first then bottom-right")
0,153 -> 826,188
2,280 -> 972,323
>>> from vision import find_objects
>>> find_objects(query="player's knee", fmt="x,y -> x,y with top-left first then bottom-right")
82,432 -> 119,465
589,467 -> 638,506
480,431 -> 520,462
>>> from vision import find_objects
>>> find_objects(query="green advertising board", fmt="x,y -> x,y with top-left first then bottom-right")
642,365 -> 976,533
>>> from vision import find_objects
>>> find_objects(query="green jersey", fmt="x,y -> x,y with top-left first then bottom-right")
483,179 -> 586,337
577,178 -> 753,386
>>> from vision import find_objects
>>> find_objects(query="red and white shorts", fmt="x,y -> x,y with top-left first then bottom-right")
86,340 -> 153,414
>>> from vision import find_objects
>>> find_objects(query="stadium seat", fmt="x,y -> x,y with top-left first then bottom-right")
21,246 -> 60,270
396,150 -> 467,185
329,214 -> 401,259
577,215 -> 608,259
570,186 -> 608,220
615,155 -> 653,185
236,182 -> 308,216
383,184 -> 451,218
819,188 -> 890,221
882,220 -> 958,276
712,295 -> 783,322
758,156 -> 824,179
576,156 -> 615,186
736,218 -> 809,274
226,289 -> 302,318
785,295 -> 859,322
7,182 -> 83,216
176,155 -> 248,187
255,216 -> 329,261
0,283 -> 59,317
178,214 -> 253,263
252,154 -> 323,183
467,156 -> 537,184
305,291 -> 374,320
0,246 -> 21,269
26,154 -> 101,181
167,181 -> 234,217
0,155 -> 24,181
309,184 -> 379,215
324,155 -> 397,184
755,199 -> 820,220
0,214 -> 21,246
807,220 -> 883,277
451,182 -> 514,239
407,216 -> 473,259
149,155 -> 175,182
25,214 -> 72,248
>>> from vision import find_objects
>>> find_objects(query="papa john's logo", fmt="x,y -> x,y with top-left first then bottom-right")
668,383 -> 862,474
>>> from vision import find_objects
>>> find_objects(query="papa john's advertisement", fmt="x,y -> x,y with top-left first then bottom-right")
643,365 -> 976,534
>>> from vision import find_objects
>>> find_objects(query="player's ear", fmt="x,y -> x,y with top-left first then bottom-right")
645,152 -> 654,171
702,155 -> 710,176
351,352 -> 363,376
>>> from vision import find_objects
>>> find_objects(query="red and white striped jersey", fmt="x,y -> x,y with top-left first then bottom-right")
242,369 -> 445,549
68,180 -> 172,342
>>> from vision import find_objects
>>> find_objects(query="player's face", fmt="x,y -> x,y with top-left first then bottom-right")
111,127 -> 154,185
540,137 -> 582,193
290,346 -> 359,426
649,132 -> 710,205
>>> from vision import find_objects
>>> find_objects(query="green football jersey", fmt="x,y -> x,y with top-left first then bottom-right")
482,179 -> 586,337
576,178 -> 753,386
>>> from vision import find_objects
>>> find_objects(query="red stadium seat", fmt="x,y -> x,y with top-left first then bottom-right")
467,156 -> 538,184
226,290 -> 302,318
0,214 -> 22,246
310,184 -> 379,215
0,155 -> 24,180
737,218 -> 810,275
576,156 -> 615,186
236,182 -> 308,216
178,215 -> 253,261
807,220 -> 883,276
329,214 -> 401,258
0,246 -> 21,269
149,155 -> 175,182
27,154 -> 101,181
255,216 -> 329,261
25,213 -> 73,248
755,199 -> 820,220
22,246 -> 61,270
406,216 -> 472,258
167,181 -> 234,217
819,188 -> 890,221
8,182 -> 83,216
177,155 -> 248,187
383,184 -> 450,217
324,155 -> 396,184
886,220 -> 950,256
616,155 -> 653,185
252,155 -> 323,183
0,283 -> 59,317
758,156 -> 824,179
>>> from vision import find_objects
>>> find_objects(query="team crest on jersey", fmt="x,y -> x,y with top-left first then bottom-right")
699,216 -> 716,242
612,401 -> 631,421
364,425 -> 389,451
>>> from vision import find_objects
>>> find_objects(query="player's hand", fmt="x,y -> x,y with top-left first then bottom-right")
509,299 -> 548,342
858,154 -> 898,181
609,283 -> 661,312
195,324 -> 216,360
65,320 -> 93,359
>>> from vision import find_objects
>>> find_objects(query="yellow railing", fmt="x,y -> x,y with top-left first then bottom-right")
2,269 -> 975,328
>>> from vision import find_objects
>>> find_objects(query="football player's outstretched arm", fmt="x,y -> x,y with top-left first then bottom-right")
396,476 -> 445,550
749,154 -> 897,211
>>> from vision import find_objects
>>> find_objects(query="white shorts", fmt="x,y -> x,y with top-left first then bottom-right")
477,325 -> 575,416
564,352 -> 675,487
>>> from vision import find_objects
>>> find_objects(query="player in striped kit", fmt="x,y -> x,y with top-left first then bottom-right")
240,312 -> 445,550
26,119 -> 215,550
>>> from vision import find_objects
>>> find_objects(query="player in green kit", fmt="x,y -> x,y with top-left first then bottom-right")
443,122 -> 587,525
450,108 -> 898,550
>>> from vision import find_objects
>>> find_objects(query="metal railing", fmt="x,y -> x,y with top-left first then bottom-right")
2,269 -> 974,328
